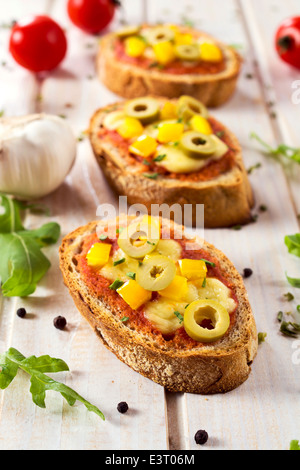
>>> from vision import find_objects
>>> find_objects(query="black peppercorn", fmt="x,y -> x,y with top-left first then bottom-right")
53,316 -> 67,330
117,401 -> 128,414
243,268 -> 253,278
194,429 -> 208,445
16,308 -> 27,318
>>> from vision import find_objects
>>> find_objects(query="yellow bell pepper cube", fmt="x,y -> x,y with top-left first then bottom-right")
129,135 -> 157,158
124,36 -> 146,57
175,33 -> 193,46
86,243 -> 111,269
199,42 -> 223,62
160,101 -> 178,120
117,117 -> 144,139
159,275 -> 188,301
117,280 -> 152,310
178,259 -> 207,281
153,41 -> 176,65
157,122 -> 184,143
190,115 -> 213,135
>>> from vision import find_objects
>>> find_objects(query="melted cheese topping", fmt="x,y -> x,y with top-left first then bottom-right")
99,248 -> 140,282
144,278 -> 236,335
98,240 -> 236,336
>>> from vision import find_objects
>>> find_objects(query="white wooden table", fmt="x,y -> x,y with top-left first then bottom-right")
0,0 -> 300,451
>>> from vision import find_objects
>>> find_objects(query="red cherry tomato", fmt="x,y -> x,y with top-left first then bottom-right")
275,16 -> 300,70
67,0 -> 119,34
9,15 -> 67,72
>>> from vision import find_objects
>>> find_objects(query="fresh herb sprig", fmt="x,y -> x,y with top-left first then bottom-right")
284,233 -> 300,288
0,348 -> 105,420
250,132 -> 300,164
0,194 -> 60,297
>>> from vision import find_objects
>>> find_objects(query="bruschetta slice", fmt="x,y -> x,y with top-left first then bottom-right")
97,24 -> 242,107
89,95 -> 254,228
59,215 -> 258,394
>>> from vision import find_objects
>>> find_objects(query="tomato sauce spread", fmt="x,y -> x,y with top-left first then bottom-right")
98,115 -> 237,183
114,38 -> 226,75
76,223 -> 238,350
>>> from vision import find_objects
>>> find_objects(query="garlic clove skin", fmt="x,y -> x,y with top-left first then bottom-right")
0,114 -> 77,200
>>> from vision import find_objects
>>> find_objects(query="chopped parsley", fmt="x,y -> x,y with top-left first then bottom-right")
109,279 -> 124,290
153,154 -> 167,162
174,311 -> 184,323
126,272 -> 136,280
143,172 -> 158,179
113,258 -> 125,266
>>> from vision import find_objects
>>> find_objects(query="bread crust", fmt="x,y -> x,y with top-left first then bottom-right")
59,216 -> 258,394
89,100 -> 254,228
97,31 -> 242,107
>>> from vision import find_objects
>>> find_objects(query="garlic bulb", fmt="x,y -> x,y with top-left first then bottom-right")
0,114 -> 77,199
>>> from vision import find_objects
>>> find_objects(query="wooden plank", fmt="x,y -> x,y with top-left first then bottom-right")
146,0 -> 300,450
239,0 -> 300,219
0,0 -> 168,450
1,0 -> 300,451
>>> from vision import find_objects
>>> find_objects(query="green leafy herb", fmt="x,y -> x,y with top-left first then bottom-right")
126,272 -> 136,280
0,195 -> 60,297
174,311 -> 184,323
99,233 -> 108,241
277,311 -> 300,337
0,347 -> 104,420
290,440 -> 300,450
277,311 -> 283,322
153,154 -> 167,162
247,162 -> 262,174
258,332 -> 267,344
143,172 -> 158,179
215,130 -> 225,138
147,240 -> 155,245
202,277 -> 206,288
284,292 -> 294,301
232,224 -> 242,231
109,279 -> 124,290
113,258 -> 125,266
200,258 -> 216,267
285,234 -> 300,258
121,316 -> 129,323
250,132 -> 300,164
286,272 -> 300,288
143,159 -> 151,166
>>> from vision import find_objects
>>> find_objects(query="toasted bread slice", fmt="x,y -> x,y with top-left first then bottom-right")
97,26 -> 241,107
59,215 -> 257,394
89,98 -> 254,228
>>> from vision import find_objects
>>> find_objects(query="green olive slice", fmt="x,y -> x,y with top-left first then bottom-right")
146,26 -> 175,45
136,254 -> 176,291
180,131 -> 217,158
115,25 -> 141,38
177,95 -> 208,121
184,299 -> 230,342
117,222 -> 159,259
175,44 -> 200,61
125,97 -> 160,125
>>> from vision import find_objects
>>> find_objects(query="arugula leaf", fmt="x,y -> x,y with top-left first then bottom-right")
0,194 -> 25,233
250,133 -> 300,164
0,233 -> 51,297
0,348 -> 105,420
285,234 -> 300,258
290,440 -> 300,450
0,194 -> 60,297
